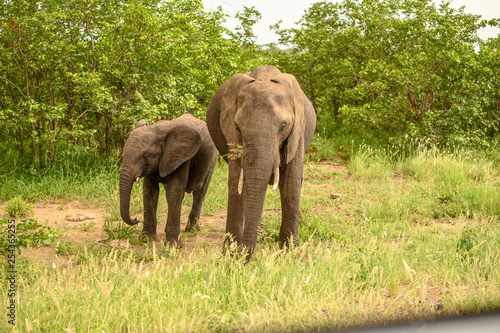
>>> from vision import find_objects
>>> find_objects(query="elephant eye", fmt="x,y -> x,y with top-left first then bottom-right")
279,123 -> 287,133
143,153 -> 150,159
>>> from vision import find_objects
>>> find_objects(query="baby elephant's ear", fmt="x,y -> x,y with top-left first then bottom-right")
159,125 -> 201,178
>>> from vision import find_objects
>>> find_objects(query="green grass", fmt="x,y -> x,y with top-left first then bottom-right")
0,137 -> 499,332
1,236 -> 498,332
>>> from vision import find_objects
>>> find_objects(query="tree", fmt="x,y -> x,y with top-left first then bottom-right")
0,0 -> 249,166
273,0 -> 499,145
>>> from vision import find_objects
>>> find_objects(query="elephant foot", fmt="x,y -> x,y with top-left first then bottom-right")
185,222 -> 200,233
279,238 -> 299,251
222,238 -> 253,262
140,231 -> 157,243
165,235 -> 184,248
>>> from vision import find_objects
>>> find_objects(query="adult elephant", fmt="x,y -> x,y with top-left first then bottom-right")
207,65 -> 316,260
119,114 -> 217,247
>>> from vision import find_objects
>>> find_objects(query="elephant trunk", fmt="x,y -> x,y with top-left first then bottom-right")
119,165 -> 139,226
241,146 -> 278,260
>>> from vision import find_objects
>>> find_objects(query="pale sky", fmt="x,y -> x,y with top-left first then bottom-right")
202,0 -> 500,44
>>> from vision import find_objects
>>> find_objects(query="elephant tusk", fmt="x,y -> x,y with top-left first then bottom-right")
238,168 -> 244,195
136,177 -> 140,185
273,167 -> 279,190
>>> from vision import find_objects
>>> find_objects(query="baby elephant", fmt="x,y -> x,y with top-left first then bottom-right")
119,114 -> 217,247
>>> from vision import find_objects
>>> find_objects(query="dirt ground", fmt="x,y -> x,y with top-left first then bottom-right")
0,200 -> 228,265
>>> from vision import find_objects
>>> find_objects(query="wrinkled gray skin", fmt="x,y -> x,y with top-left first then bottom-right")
207,65 -> 316,260
119,114 -> 217,247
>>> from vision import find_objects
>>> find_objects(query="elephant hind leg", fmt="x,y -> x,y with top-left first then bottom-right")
185,190 -> 203,233
186,166 -> 214,232
164,161 -> 190,247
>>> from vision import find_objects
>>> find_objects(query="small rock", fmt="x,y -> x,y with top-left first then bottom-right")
66,214 -> 95,221
330,193 -> 343,200
108,239 -> 132,248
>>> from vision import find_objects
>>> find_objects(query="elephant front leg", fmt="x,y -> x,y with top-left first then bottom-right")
164,161 -> 190,247
142,176 -> 160,241
224,160 -> 246,249
278,151 -> 304,250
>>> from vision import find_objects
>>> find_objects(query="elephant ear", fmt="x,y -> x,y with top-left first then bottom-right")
220,74 -> 255,145
283,73 -> 306,164
159,125 -> 201,178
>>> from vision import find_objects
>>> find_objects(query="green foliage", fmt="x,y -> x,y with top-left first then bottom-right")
0,218 -> 59,254
226,143 -> 243,160
3,0 -> 498,168
232,6 -> 262,46
457,224 -> 477,261
0,0 -> 269,168
273,0 -> 500,146
3,196 -> 34,217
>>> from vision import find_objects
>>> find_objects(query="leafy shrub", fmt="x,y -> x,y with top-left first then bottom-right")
457,224 -> 476,256
4,196 -> 34,218
274,0 -> 500,145
0,218 -> 59,255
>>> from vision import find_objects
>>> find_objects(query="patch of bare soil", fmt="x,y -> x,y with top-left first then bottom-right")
304,163 -> 346,193
303,163 -> 350,215
1,200 -> 226,266
305,162 -> 347,176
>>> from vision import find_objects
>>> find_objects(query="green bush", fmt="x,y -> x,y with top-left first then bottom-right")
3,196 -> 34,218
0,218 -> 59,255
273,0 -> 500,146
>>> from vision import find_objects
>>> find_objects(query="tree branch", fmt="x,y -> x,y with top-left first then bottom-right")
0,76 -> 26,99
85,18 -> 95,53
0,167 -> 18,179
74,109 -> 103,123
